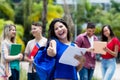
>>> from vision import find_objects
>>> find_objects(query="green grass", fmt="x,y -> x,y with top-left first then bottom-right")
92,77 -> 101,80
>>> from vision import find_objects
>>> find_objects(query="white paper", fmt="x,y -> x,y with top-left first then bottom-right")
59,46 -> 87,66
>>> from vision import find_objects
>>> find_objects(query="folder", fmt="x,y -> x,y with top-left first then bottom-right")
10,44 -> 22,70
29,43 -> 40,59
10,44 -> 22,55
93,41 -> 107,54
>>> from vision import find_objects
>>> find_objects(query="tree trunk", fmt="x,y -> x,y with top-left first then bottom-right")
42,0 -> 47,36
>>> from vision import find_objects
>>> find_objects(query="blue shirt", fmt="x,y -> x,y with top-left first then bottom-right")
54,39 -> 78,80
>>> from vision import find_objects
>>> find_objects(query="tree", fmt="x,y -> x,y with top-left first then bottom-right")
42,0 -> 47,35
0,0 -> 15,21
62,0 -> 75,39
19,0 -> 64,43
71,0 -> 120,39
0,0 -> 64,44
26,0 -> 64,37
71,0 -> 93,35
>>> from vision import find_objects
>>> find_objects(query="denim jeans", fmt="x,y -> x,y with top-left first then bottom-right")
101,58 -> 116,80
79,67 -> 94,80
28,72 -> 40,80
9,69 -> 19,80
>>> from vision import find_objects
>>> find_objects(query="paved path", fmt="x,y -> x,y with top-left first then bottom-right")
93,61 -> 120,80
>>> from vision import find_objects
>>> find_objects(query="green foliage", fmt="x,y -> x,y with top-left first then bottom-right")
28,1 -> 64,23
26,0 -> 64,39
47,4 -> 64,21
4,0 -> 64,44
85,0 -> 92,11
90,7 -> 120,39
0,19 -> 5,35
0,1 -> 15,20
27,2 -> 43,23
95,27 -> 101,36
16,24 -> 24,38
25,0 -> 64,25
1,0 -> 120,45
111,0 -> 120,12
0,19 -> 14,35
73,0 -> 120,39
15,24 -> 25,52
112,27 -> 120,39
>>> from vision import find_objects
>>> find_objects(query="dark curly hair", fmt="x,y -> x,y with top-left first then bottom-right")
48,18 -> 71,41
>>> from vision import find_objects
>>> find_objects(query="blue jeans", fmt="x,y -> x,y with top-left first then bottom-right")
9,69 -> 19,80
101,58 -> 116,80
28,72 -> 40,80
79,67 -> 94,80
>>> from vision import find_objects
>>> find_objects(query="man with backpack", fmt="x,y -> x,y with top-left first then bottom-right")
24,22 -> 47,80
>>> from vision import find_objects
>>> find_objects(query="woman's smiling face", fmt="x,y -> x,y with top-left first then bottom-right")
103,26 -> 110,37
9,26 -> 16,38
54,22 -> 68,40
31,25 -> 42,37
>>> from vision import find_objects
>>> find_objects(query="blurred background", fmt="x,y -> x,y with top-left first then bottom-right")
0,0 -> 120,80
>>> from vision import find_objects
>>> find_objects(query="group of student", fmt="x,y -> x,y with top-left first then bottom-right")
0,18 -> 120,80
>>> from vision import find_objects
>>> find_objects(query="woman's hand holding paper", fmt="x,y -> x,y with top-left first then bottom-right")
74,53 -> 85,71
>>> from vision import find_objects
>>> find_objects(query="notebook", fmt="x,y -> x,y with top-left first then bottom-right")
10,44 -> 22,70
10,44 -> 22,55
29,43 -> 40,59
93,41 -> 107,54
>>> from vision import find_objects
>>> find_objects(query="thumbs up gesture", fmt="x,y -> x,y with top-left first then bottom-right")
47,40 -> 56,57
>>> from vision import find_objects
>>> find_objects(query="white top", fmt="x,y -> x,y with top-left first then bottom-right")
87,36 -> 94,48
24,37 -> 47,73
0,40 -> 11,78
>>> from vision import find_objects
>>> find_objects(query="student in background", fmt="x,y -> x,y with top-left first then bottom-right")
101,25 -> 119,80
0,24 -> 23,80
75,22 -> 98,80
24,22 -> 47,80
47,18 -> 85,80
